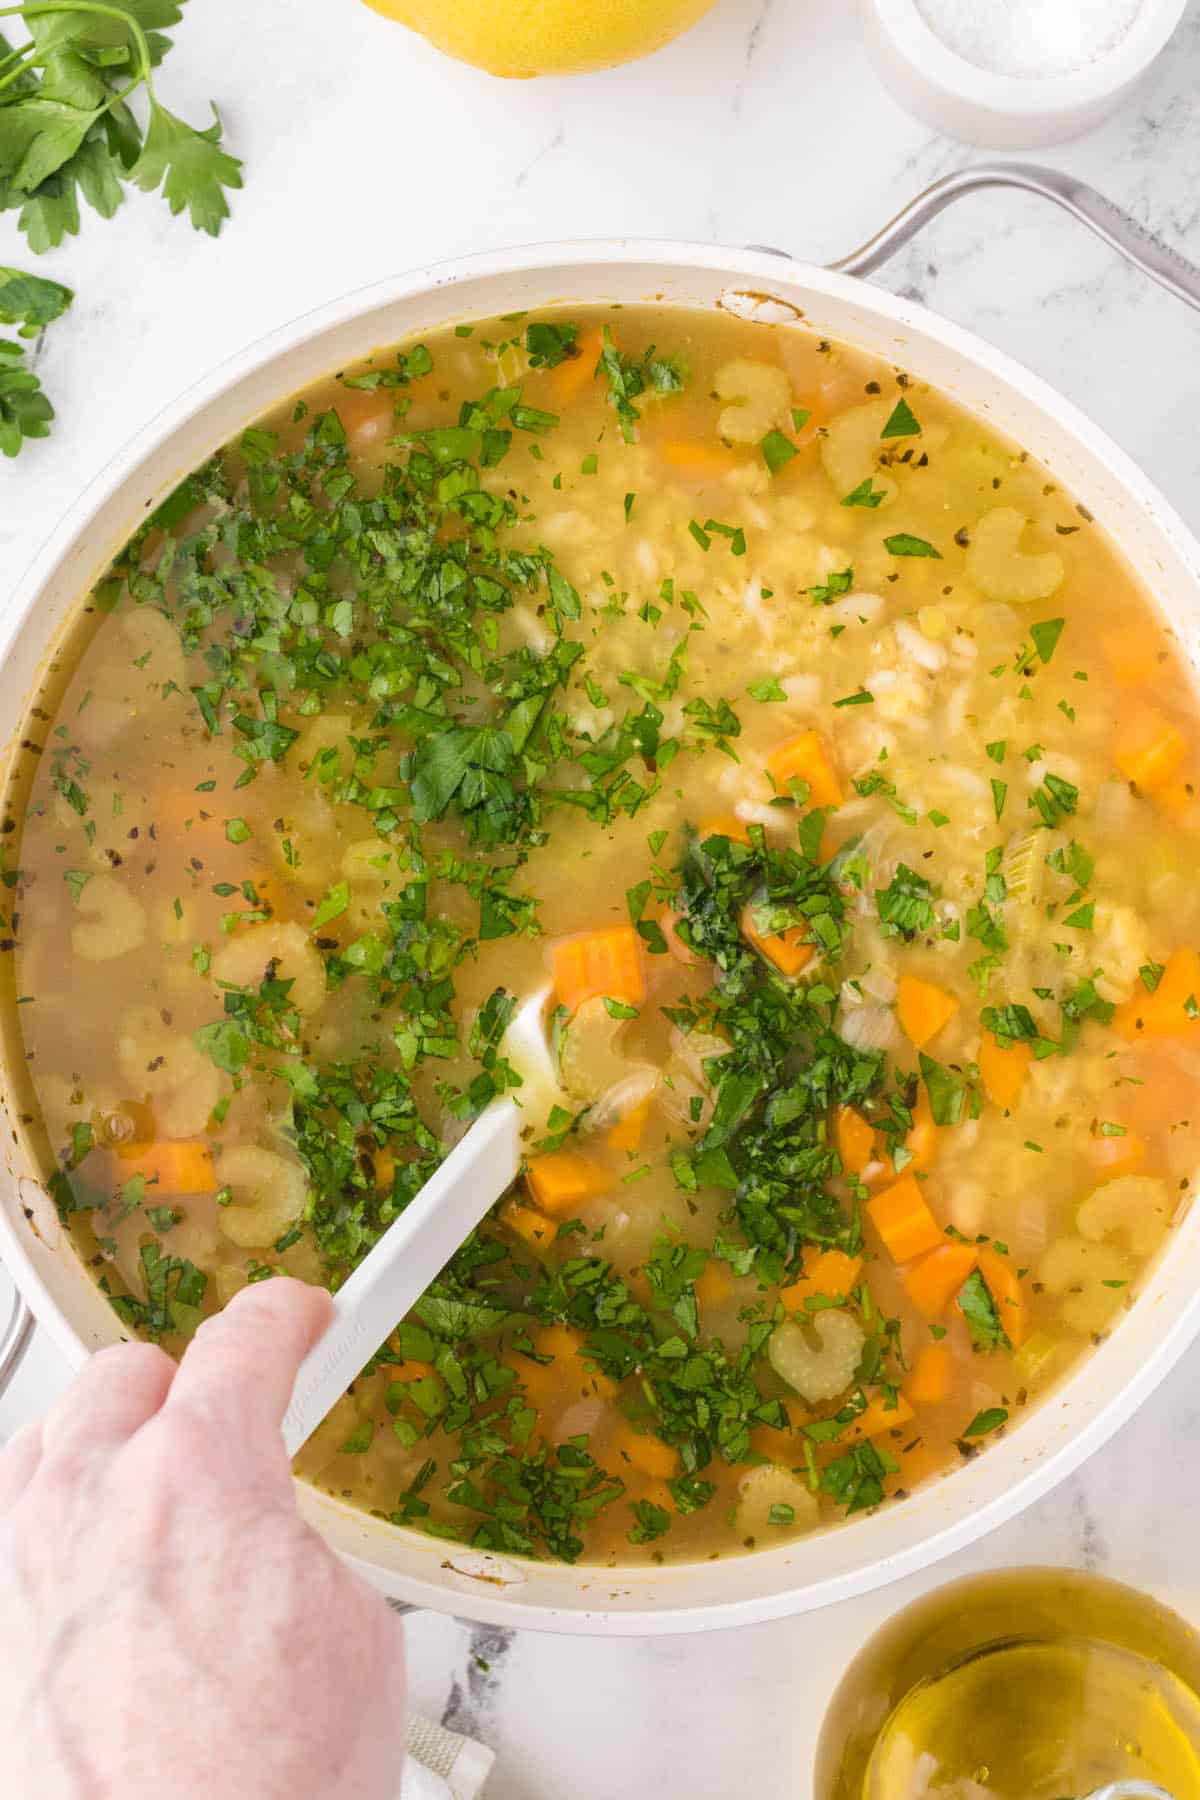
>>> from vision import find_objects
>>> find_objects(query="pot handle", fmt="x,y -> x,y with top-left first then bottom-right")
825,161 -> 1200,315
0,1281 -> 34,1406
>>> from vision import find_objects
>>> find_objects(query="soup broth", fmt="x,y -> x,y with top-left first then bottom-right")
5,304 -> 1199,1566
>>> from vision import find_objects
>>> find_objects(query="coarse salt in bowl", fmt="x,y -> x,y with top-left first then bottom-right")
860,0 -> 1189,148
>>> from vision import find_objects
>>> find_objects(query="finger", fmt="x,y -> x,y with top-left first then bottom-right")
163,1278 -> 332,1452
39,1340 -> 177,1464
0,1419 -> 43,1510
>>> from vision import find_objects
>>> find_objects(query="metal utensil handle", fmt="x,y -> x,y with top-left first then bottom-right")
830,161 -> 1200,316
0,1279 -> 34,1405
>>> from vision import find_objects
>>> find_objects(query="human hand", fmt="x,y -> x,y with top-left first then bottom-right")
0,1279 -> 408,1800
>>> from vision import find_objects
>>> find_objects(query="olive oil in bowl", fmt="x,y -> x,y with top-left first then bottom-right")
817,1569 -> 1200,1800
865,1633 -> 1200,1797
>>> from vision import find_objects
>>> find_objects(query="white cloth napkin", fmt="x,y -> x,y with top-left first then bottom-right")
402,1712 -> 495,1799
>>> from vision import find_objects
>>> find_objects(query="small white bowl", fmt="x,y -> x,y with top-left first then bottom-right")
860,0 -> 1189,147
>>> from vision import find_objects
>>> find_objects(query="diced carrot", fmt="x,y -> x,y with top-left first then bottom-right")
907,1344 -> 950,1407
1087,1129 -> 1146,1180
1113,947 -> 1200,1040
1114,704 -> 1187,795
695,1258 -> 734,1308
977,1248 -> 1028,1350
550,926 -> 645,1014
868,1172 -> 944,1264
518,1325 -> 617,1408
373,1145 -> 396,1192
700,813 -> 752,846
544,326 -> 604,408
835,1105 -> 876,1175
904,1243 -> 978,1321
779,1247 -> 862,1313
532,1322 -> 582,1362
896,975 -> 959,1050
659,905 -> 703,968
750,1421 -> 800,1462
331,382 -> 400,450
812,1248 -> 863,1296
846,1393 -> 915,1441
614,1424 -> 679,1480
115,1140 -> 216,1194
978,1031 -> 1032,1112
515,1332 -> 565,1408
660,438 -> 740,479
864,1090 -> 941,1185
741,903 -> 813,977
1101,626 -> 1162,686
766,729 -> 843,808
500,1197 -> 555,1254
509,1354 -> 552,1413
760,928 -> 813,978
525,1151 -> 611,1215
607,1097 -> 652,1154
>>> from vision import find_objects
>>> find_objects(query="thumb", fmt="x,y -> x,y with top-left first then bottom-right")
164,1278 -> 333,1456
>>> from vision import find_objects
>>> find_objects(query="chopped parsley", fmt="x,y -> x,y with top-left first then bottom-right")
958,1270 -> 1010,1352
1030,618 -> 1065,664
881,397 -> 921,438
761,429 -> 798,474
842,478 -> 886,509
884,533 -> 943,559
962,1407 -> 1008,1439
809,568 -> 854,605
876,864 -> 935,941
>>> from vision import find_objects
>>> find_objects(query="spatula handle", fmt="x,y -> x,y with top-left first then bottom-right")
281,1098 -> 522,1459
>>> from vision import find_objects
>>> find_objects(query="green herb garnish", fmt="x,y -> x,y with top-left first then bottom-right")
0,3 -> 241,453
884,533 -> 942,559
881,397 -> 921,438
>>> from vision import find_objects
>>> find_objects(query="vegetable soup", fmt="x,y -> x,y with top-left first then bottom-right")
5,305 -> 1199,1565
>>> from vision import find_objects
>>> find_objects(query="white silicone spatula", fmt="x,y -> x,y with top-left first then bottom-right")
1086,1786 -> 1174,1799
281,986 -> 561,1458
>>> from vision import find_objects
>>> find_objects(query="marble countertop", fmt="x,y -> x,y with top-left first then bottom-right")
4,1 -> 1200,1793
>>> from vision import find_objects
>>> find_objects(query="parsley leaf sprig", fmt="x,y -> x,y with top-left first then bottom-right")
0,2 -> 242,454
0,2 -> 242,247
597,325 -> 685,443
0,259 -> 69,452
0,259 -> 69,329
